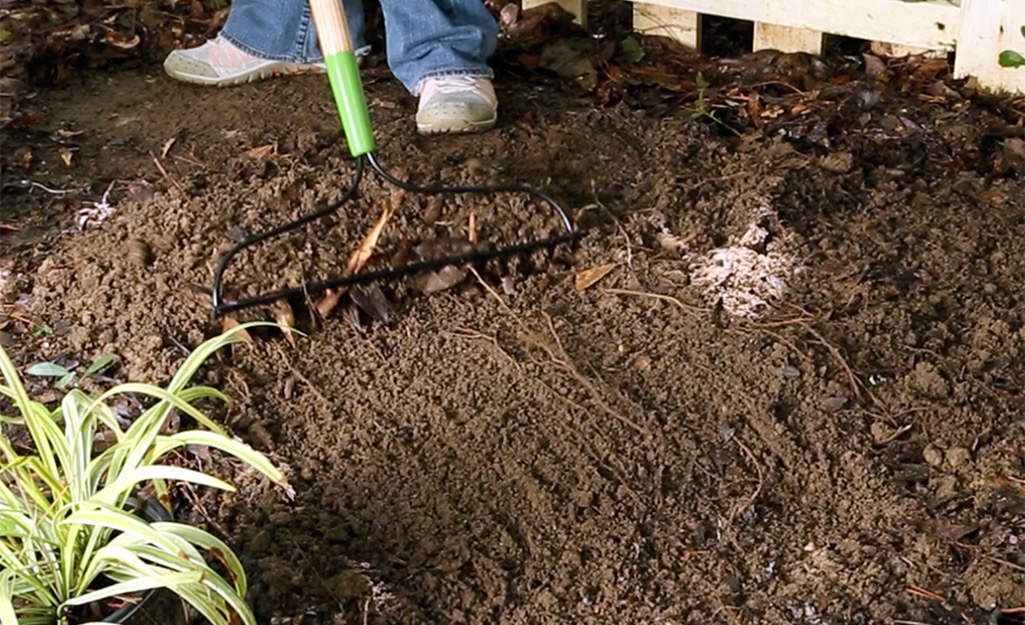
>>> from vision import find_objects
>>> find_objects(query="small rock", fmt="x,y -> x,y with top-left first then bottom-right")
945,446 -> 970,469
922,444 -> 944,467
633,354 -> 652,371
821,396 -> 848,411
464,157 -> 484,175
931,475 -> 958,500
870,421 -> 894,444
906,361 -> 950,399
783,366 -> 800,379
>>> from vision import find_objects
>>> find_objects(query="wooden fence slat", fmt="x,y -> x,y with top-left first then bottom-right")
953,0 -> 1025,93
632,3 -> 701,48
753,22 -> 823,54
630,0 -> 959,50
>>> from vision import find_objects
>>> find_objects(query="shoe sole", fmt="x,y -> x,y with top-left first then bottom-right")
417,115 -> 497,135
164,62 -> 325,87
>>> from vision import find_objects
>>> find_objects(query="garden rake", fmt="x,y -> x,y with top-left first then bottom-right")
210,0 -> 578,317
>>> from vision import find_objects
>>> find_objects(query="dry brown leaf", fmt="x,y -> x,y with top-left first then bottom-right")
423,195 -> 443,224
271,299 -> 296,347
161,136 -> 176,158
220,316 -> 254,343
574,263 -> 615,291
59,148 -> 73,167
315,288 -> 343,319
345,203 -> 394,275
389,167 -> 408,211
419,265 -> 468,294
246,142 -> 278,159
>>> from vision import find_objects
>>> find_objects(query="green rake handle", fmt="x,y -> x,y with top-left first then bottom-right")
308,0 -> 375,156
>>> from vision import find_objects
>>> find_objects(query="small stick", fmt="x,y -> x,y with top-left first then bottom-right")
906,585 -> 945,602
150,152 -> 189,198
467,212 -> 478,245
605,288 -> 704,317
273,344 -> 330,405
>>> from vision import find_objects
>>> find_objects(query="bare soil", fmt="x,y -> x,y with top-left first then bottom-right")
3,44 -> 1025,625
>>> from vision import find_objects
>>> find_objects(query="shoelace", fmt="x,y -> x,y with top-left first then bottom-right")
205,36 -> 261,69
427,76 -> 480,94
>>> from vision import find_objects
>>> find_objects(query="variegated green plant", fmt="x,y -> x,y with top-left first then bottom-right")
0,325 -> 288,625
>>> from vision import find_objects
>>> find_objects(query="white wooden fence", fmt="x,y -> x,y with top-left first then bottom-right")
522,0 -> 1025,94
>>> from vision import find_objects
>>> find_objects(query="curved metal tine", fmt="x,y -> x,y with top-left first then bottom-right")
364,152 -> 574,235
211,156 -> 366,315
211,231 -> 577,316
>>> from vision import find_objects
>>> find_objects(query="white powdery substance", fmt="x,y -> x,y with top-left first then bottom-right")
688,224 -> 799,318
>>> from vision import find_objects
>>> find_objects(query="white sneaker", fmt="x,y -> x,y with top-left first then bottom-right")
163,35 -> 326,87
416,76 -> 498,135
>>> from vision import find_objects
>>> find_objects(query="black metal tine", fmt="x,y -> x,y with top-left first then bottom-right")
364,152 -> 574,233
211,156 -> 365,312
213,232 -> 579,316
211,150 -> 577,318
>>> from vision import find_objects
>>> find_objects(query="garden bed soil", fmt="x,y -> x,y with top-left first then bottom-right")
3,45 -> 1025,625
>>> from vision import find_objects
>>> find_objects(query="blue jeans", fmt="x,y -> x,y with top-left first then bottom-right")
221,0 -> 497,94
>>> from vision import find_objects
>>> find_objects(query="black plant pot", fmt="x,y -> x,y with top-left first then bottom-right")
99,499 -> 187,625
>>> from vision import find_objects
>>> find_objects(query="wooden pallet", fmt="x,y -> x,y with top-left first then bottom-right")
522,0 -> 1025,94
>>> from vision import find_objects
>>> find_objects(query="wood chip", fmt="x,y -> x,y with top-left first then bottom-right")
467,212 -> 478,244
574,263 -> 615,291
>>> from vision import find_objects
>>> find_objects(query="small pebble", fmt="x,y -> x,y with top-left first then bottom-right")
783,366 -> 800,379
633,354 -> 652,371
464,157 -> 484,175
945,446 -> 970,469
821,396 -> 847,411
922,444 -> 944,467
870,421 -> 894,443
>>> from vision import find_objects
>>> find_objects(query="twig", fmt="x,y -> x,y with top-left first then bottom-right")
150,151 -> 189,198
990,556 -> 1025,573
604,288 -> 704,317
444,327 -> 520,371
906,585 -> 945,602
728,436 -> 764,525
273,344 -> 330,405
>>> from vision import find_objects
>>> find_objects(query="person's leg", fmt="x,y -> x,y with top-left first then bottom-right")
165,0 -> 367,86
379,0 -> 499,134
222,0 -> 366,63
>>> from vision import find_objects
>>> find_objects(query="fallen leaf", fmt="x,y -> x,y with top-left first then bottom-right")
315,288 -> 343,319
271,299 -> 296,347
220,316 -> 253,343
246,142 -> 278,159
161,136 -> 176,158
345,202 -> 394,275
419,265 -> 468,294
59,148 -> 73,167
422,195 -> 444,223
350,285 -> 391,323
499,2 -> 519,30
388,167 -> 407,211
574,263 -> 615,290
